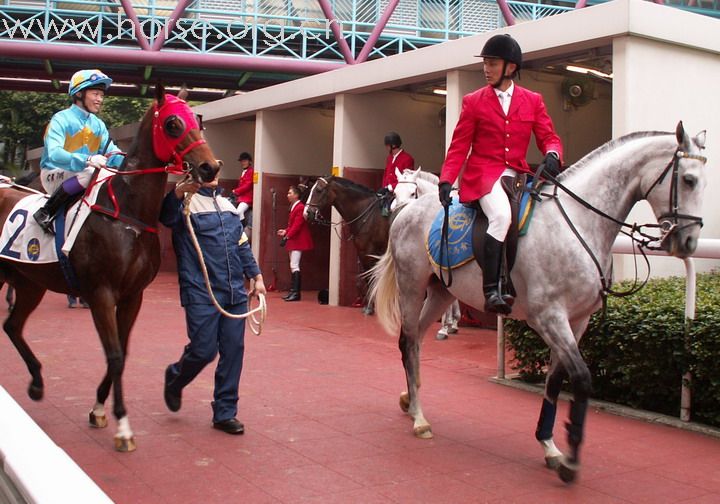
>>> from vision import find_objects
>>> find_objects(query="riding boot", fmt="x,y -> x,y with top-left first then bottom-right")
284,271 -> 301,302
33,184 -> 75,235
481,235 -> 511,315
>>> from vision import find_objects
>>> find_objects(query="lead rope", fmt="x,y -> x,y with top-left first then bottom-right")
182,191 -> 267,335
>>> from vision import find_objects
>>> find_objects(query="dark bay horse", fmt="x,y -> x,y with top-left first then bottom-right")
303,176 -> 390,313
0,85 -> 220,451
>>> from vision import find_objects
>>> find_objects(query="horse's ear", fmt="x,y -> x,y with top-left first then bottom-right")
395,167 -> 402,178
695,130 -> 707,150
675,121 -> 686,145
156,83 -> 166,106
177,85 -> 189,101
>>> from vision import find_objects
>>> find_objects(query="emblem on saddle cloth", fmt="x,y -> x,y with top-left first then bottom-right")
427,182 -> 540,270
0,176 -> 108,263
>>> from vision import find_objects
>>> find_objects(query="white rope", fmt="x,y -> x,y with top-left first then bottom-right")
182,192 -> 267,335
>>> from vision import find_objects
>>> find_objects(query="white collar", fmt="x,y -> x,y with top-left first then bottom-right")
290,200 -> 301,211
494,81 -> 515,98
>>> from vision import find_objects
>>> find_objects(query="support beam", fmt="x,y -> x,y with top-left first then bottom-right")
117,0 -> 152,51
496,0 -> 516,26
316,0 -> 356,64
151,0 -> 193,51
43,59 -> 53,76
144,66 -> 153,80
355,0 -> 400,63
0,42 -> 344,74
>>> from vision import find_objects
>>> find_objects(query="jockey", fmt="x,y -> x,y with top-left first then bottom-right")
438,34 -> 564,315
33,69 -> 123,234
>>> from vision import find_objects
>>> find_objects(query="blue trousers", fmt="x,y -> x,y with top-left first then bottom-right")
167,302 -> 247,423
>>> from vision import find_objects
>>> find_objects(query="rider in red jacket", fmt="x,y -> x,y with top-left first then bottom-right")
381,131 -> 415,190
439,34 -> 563,315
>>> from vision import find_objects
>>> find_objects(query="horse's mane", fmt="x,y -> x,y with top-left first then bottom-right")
559,130 -> 672,180
410,169 -> 439,185
331,176 -> 376,196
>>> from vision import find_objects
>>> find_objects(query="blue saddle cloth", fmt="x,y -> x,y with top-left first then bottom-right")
427,184 -> 540,270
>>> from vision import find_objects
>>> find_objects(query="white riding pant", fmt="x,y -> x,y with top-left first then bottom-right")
236,201 -> 249,220
478,168 -> 516,242
289,250 -> 302,272
40,167 -> 94,194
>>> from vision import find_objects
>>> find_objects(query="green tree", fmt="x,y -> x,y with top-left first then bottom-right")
0,91 -> 151,173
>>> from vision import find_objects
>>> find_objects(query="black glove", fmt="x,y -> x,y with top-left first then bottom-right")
542,152 -> 561,179
280,236 -> 288,247
438,182 -> 452,208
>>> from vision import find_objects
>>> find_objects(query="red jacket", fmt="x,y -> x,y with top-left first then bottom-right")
440,84 -> 563,201
285,201 -> 314,251
382,149 -> 414,189
232,167 -> 254,205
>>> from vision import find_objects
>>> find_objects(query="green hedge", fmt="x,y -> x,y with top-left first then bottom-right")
505,272 -> 720,427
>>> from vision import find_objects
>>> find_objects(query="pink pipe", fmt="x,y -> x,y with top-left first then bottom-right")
117,0 -> 151,51
151,0 -> 193,51
316,0 -> 355,64
575,0 -> 588,8
355,0 -> 399,63
0,41 -> 344,73
495,0 -> 516,26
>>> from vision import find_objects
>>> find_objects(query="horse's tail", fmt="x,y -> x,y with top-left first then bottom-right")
366,238 -> 401,335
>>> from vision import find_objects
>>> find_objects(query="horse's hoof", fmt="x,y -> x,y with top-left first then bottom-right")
89,411 -> 108,429
545,455 -> 562,470
362,307 -> 375,316
436,330 -> 448,340
557,458 -> 579,484
414,424 -> 433,439
447,327 -> 458,334
28,384 -> 43,401
399,392 -> 410,413
114,436 -> 136,452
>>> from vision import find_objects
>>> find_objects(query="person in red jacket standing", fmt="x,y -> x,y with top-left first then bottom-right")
232,152 -> 254,234
438,34 -> 563,315
277,185 -> 314,302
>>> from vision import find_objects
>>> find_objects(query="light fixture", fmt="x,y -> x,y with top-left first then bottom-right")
566,65 -> 613,80
432,88 -> 447,96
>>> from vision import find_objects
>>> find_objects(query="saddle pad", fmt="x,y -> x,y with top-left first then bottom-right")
0,170 -> 111,263
427,198 -> 476,270
427,186 -> 540,270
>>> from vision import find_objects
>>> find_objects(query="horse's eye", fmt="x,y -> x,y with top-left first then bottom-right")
164,116 -> 186,138
683,174 -> 697,190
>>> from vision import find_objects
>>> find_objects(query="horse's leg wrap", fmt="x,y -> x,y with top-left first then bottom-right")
535,398 -> 557,442
565,399 -> 588,463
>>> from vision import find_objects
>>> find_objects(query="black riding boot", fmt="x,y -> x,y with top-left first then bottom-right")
33,185 -> 74,235
284,271 -> 301,302
481,235 -> 511,315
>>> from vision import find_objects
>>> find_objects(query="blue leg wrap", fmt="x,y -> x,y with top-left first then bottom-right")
535,398 -> 557,441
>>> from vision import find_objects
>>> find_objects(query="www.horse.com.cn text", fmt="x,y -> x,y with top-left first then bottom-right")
1,14 -> 340,47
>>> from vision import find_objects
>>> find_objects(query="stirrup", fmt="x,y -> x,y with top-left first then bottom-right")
484,291 -> 511,315
33,210 -> 55,236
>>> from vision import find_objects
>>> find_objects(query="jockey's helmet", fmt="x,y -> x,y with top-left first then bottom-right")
238,152 -> 253,162
479,34 -> 522,69
68,69 -> 112,97
384,132 -> 402,149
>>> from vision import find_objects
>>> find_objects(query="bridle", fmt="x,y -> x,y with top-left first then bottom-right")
87,96 -> 211,233
642,149 -> 706,246
540,146 -> 706,302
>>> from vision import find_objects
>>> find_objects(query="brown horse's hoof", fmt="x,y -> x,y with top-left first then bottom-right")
89,411 -> 108,429
114,436 -> 136,452
545,455 -> 562,470
557,458 -> 579,483
413,424 -> 433,439
399,392 -> 410,413
28,384 -> 43,401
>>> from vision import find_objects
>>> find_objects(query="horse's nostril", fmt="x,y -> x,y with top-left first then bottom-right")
198,163 -> 216,182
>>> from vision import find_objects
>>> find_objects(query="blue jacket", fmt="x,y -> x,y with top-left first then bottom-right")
41,105 -> 123,172
160,187 -> 261,307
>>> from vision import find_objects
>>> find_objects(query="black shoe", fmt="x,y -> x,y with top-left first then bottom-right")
213,418 -> 244,435
284,291 -> 301,302
484,291 -> 511,315
164,365 -> 181,412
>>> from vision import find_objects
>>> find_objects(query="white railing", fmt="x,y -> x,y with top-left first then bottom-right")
496,236 -> 720,422
0,386 -> 113,503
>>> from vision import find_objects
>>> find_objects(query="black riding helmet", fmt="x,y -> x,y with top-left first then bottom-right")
238,152 -> 253,162
478,34 -> 522,83
384,132 -> 402,149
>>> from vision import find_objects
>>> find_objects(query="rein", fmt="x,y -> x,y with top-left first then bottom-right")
182,191 -> 267,334
538,148 -> 706,301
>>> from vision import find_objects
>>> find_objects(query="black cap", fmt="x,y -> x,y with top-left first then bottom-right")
238,152 -> 253,162
384,132 -> 402,148
477,34 -> 522,68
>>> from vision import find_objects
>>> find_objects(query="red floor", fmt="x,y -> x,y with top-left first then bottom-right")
1,272 -> 720,503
